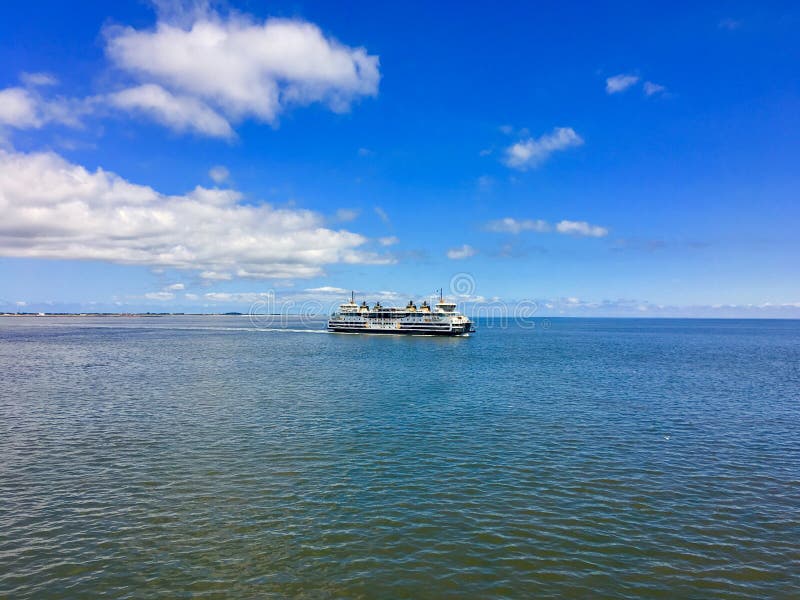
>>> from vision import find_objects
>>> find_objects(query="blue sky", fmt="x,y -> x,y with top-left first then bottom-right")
1,1 -> 799,316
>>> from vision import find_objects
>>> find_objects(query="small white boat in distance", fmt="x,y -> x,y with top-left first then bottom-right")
328,291 -> 474,336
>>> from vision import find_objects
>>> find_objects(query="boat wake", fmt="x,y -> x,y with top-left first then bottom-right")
253,328 -> 329,334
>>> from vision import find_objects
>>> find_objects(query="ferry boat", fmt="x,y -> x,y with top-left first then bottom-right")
328,291 -> 474,336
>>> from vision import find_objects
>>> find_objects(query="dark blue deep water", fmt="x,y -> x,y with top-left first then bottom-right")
1,316 -> 799,598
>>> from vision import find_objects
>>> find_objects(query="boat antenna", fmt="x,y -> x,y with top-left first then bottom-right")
351,290 -> 354,303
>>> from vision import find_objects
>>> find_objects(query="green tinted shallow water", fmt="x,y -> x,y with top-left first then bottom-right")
1,316 -> 799,598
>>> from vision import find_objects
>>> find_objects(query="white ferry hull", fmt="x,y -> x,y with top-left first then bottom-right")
327,322 -> 473,336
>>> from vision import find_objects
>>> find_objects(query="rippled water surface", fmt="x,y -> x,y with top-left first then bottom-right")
1,316 -> 799,598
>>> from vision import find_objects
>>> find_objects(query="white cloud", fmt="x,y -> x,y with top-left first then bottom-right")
20,72 -> 58,87
0,85 -> 92,130
105,13 -> 380,131
378,236 -> 398,246
446,244 -> 477,260
643,81 -> 666,96
0,88 -> 42,128
108,84 -> 234,138
166,282 -> 185,290
197,287 -> 406,308
555,220 -> 609,237
305,286 -> 349,295
486,217 -> 550,234
503,127 -> 583,170
357,147 -> 373,157
2,10 -> 379,139
486,217 -> 608,238
204,291 -> 273,303
606,74 -> 640,94
372,290 -> 405,301
0,149 -> 392,280
200,270 -> 233,280
145,291 -> 175,300
185,293 -> 199,300
208,165 -> 229,183
334,208 -> 359,222
187,291 -> 800,317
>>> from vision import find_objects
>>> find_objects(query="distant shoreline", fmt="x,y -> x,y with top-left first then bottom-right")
0,312 -> 281,317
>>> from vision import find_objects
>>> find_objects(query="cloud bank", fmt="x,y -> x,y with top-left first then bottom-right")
0,149 -> 391,280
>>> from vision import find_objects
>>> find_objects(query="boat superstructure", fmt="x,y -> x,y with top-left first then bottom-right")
328,291 -> 474,336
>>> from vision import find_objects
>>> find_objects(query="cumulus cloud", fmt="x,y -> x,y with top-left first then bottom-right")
486,217 -> 550,234
0,88 -> 41,128
485,217 -> 608,238
208,165 -> 229,183
108,84 -> 234,138
0,149 -> 392,280
605,74 -> 639,94
104,13 -> 380,133
446,244 -> 476,260
555,220 -> 608,237
643,81 -> 666,96
378,236 -> 398,246
166,282 -> 185,290
503,127 -> 583,170
2,9 -> 380,139
0,86 -> 90,130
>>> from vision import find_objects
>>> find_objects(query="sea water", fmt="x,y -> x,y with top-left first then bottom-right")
1,316 -> 798,598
